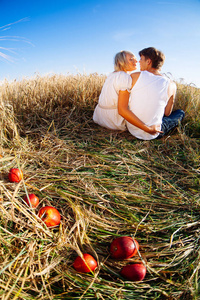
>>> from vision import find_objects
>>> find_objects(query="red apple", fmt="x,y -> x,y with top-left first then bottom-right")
8,168 -> 23,183
120,263 -> 146,281
110,236 -> 139,259
24,193 -> 39,208
73,253 -> 98,273
38,206 -> 61,227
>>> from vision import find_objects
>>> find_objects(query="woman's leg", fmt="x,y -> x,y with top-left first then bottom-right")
157,109 -> 185,138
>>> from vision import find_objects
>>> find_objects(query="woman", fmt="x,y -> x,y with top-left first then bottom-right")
93,51 -> 161,135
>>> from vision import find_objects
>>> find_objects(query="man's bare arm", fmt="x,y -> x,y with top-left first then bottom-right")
165,81 -> 177,116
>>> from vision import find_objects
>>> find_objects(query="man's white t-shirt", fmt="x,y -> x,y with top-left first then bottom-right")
127,71 -> 170,140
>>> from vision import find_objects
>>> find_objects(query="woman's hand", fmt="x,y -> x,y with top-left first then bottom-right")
147,125 -> 163,135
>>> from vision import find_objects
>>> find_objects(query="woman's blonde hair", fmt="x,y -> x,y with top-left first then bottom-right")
114,50 -> 134,72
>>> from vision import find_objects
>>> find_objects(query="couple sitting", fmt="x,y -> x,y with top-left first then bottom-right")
93,47 -> 185,140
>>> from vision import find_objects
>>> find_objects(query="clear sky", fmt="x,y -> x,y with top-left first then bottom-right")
0,0 -> 200,87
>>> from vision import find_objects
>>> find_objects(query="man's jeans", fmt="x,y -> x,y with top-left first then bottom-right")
157,109 -> 185,138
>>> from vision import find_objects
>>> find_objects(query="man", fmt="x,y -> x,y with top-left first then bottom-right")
118,47 -> 185,140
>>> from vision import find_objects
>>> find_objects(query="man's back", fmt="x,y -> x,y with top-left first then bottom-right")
127,71 -> 170,140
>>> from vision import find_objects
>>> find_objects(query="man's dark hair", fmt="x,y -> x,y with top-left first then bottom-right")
139,47 -> 165,69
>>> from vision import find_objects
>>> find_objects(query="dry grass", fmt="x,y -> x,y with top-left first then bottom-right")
0,74 -> 199,299
175,82 -> 200,137
0,73 -> 105,133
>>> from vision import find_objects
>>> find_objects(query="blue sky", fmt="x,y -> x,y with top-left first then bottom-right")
0,0 -> 200,87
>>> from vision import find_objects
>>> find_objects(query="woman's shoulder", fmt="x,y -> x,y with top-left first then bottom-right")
112,71 -> 132,91
109,71 -> 132,85
115,71 -> 132,82
111,71 -> 130,77
130,72 -> 141,88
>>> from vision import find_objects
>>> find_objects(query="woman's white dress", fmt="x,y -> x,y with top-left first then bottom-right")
93,71 -> 132,130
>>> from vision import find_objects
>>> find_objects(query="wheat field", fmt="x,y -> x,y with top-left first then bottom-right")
0,73 -> 199,299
